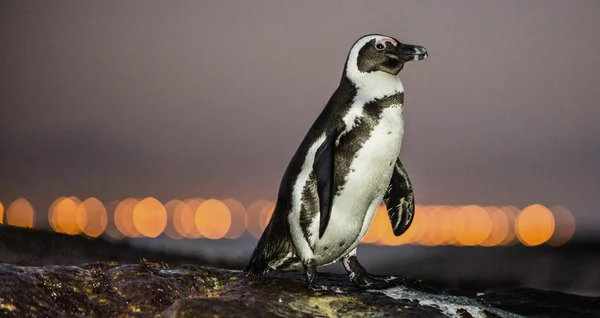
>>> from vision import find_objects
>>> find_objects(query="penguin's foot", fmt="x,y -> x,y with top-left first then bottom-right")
303,259 -> 320,289
350,273 -> 398,288
302,259 -> 344,293
343,255 -> 399,288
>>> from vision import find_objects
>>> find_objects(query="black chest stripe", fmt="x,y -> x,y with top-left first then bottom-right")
334,92 -> 404,196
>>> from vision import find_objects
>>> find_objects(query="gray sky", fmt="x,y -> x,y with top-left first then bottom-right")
1,1 -> 599,235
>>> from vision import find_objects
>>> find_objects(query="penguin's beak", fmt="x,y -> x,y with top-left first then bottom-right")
396,43 -> 428,62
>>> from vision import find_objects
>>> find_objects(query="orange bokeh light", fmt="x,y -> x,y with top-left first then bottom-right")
423,205 -> 440,245
416,205 -> 437,246
411,205 -> 431,245
425,206 -> 457,245
53,197 -> 81,235
453,205 -> 492,246
173,201 -> 195,238
362,205 -> 389,244
77,197 -> 108,237
48,196 -> 67,232
548,205 -> 576,246
481,206 -> 509,247
247,199 -> 270,238
195,199 -> 231,239
377,206 -> 403,246
103,200 -> 123,239
377,226 -> 396,246
6,198 -> 35,228
33,195 -> 574,247
413,206 -> 434,246
133,197 -> 167,238
420,206 -> 440,246
184,198 -> 205,238
259,201 -> 275,232
498,206 -> 519,245
0,201 -> 4,224
114,198 -> 141,237
516,204 -> 555,246
164,200 -> 184,239
223,198 -> 248,239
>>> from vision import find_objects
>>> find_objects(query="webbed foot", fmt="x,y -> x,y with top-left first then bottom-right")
303,259 -> 322,290
343,255 -> 400,288
303,259 -> 345,293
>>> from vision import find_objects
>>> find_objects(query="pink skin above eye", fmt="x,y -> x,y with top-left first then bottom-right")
377,37 -> 397,47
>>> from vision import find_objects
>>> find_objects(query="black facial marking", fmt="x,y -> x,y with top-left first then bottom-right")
356,39 -> 406,75
385,58 -> 400,69
357,40 -> 382,73
324,246 -> 329,251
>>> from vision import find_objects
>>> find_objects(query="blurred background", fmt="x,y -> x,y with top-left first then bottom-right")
1,1 -> 599,297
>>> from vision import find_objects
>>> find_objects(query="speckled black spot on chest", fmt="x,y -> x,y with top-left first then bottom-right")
333,93 -> 404,196
300,172 -> 319,241
383,93 -> 404,107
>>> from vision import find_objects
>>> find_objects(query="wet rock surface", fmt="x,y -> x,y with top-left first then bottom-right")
0,226 -> 229,268
1,260 -> 599,318
1,226 -> 600,317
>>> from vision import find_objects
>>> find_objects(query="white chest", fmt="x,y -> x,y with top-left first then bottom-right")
313,105 -> 404,264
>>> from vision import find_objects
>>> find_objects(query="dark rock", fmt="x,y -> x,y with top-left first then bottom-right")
481,288 -> 600,318
0,225 -> 238,268
1,261 -> 599,318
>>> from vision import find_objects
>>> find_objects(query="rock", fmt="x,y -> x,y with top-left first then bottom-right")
0,225 -> 234,268
1,260 -> 598,317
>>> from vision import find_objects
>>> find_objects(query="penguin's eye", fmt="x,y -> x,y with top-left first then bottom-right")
375,43 -> 386,51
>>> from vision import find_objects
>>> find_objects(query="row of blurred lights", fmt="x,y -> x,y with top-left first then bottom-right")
0,197 -> 575,247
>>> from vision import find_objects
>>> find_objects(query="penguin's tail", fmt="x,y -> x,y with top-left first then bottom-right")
243,208 -> 294,277
243,250 -> 270,277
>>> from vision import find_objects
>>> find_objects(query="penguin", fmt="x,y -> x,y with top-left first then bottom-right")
243,34 -> 427,289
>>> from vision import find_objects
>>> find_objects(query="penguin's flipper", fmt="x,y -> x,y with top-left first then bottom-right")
313,127 -> 338,238
383,158 -> 415,236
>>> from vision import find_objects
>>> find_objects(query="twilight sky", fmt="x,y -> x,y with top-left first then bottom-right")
1,1 -> 599,234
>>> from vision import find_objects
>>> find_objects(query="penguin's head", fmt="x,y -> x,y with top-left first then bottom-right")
345,34 -> 428,78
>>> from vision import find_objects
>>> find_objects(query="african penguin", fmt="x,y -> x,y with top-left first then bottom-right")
244,34 -> 427,289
